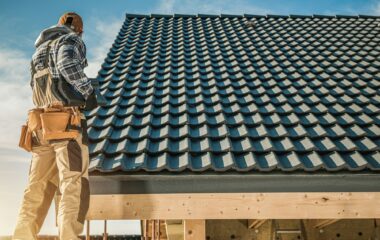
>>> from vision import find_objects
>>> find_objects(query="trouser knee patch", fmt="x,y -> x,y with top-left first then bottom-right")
67,140 -> 82,172
77,177 -> 90,224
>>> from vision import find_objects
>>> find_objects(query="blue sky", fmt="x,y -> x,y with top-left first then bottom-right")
0,0 -> 379,236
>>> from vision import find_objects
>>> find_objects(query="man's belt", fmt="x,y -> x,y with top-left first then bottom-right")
18,106 -> 82,152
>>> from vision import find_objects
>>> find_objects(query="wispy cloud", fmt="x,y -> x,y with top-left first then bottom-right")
84,17 -> 124,78
0,47 -> 34,153
0,146 -> 30,163
374,1 -> 380,14
157,0 -> 176,13
155,0 -> 271,15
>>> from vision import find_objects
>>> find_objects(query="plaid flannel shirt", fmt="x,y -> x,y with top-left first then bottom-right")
31,32 -> 93,99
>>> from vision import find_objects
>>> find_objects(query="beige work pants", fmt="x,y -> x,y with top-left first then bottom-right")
13,127 -> 90,240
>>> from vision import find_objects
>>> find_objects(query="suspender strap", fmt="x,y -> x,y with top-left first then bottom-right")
43,42 -> 52,68
31,38 -> 60,78
43,38 -> 59,68
30,60 -> 36,76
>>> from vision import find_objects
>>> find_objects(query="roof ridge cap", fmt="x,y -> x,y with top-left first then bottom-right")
124,12 -> 380,19
125,13 -> 149,18
150,13 -> 173,18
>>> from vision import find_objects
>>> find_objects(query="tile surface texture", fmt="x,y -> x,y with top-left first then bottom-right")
85,14 -> 380,173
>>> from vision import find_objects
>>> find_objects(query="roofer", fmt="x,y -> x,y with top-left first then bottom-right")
13,12 -> 97,240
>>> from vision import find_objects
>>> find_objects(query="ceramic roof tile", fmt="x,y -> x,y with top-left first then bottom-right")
190,152 -> 212,171
278,152 -> 302,171
321,152 -> 347,171
86,14 -> 380,173
298,152 -> 324,171
255,152 -> 278,171
365,152 -> 380,170
233,152 -> 257,170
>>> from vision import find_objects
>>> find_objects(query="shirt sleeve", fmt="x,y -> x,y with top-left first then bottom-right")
56,36 -> 93,99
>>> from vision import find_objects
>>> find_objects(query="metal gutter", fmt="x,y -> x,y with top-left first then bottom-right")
89,172 -> 380,194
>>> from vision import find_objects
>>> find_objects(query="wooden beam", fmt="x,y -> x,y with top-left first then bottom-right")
184,220 -> 205,240
157,220 -> 161,240
152,220 -> 156,240
142,220 -> 148,239
86,220 -> 90,240
87,193 -> 380,220
147,220 -> 153,239
313,219 -> 341,228
159,220 -> 168,239
248,219 -> 267,229
103,220 -> 108,240
166,220 -> 184,240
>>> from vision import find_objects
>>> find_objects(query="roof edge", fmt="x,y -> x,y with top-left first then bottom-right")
89,173 -> 380,194
125,12 -> 380,19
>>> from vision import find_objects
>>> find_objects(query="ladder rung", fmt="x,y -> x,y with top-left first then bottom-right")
276,229 -> 302,234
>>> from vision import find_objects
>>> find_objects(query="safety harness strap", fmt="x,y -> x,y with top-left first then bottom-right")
30,60 -> 36,76
31,38 -> 60,77
43,38 -> 59,68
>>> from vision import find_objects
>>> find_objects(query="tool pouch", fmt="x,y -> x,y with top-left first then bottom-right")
40,111 -> 80,141
18,125 -> 32,152
28,108 -> 43,131
18,109 -> 40,152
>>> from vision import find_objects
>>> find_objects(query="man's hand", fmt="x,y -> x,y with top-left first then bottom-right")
83,90 -> 98,111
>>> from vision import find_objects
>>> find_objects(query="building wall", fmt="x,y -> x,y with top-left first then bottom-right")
206,219 -> 378,240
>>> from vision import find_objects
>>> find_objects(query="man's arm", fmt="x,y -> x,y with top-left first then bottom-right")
56,35 -> 93,99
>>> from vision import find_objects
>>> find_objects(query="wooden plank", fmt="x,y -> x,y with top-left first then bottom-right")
152,220 -> 156,240
165,220 -> 184,240
103,220 -> 108,240
145,219 -> 168,239
159,220 -> 168,239
184,220 -> 205,240
313,219 -> 340,228
248,219 -> 267,229
142,220 -> 148,239
86,220 -> 90,240
309,219 -> 377,240
87,193 -> 380,220
157,220 -> 161,240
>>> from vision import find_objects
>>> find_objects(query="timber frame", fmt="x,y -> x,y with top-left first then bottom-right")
87,192 -> 380,220
86,173 -> 380,239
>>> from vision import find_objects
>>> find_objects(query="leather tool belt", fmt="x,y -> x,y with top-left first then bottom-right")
19,105 -> 82,152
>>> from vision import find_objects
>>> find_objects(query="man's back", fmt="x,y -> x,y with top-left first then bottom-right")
30,24 -> 93,107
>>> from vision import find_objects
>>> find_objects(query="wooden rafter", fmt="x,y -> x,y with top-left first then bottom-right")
248,219 -> 268,229
313,219 -> 341,228
142,219 -> 168,239
184,220 -> 205,240
165,220 -> 183,240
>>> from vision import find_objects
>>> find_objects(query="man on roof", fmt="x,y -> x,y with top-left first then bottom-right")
13,12 -> 96,240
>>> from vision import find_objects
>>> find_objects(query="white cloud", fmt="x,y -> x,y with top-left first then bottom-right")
84,17 -> 124,78
0,147 -> 30,163
0,48 -> 30,83
156,0 -> 271,15
0,47 -> 34,152
374,2 -> 380,15
157,0 -> 176,13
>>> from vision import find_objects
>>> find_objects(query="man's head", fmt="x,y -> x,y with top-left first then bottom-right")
58,12 -> 83,36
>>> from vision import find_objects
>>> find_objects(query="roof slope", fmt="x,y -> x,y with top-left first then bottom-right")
85,14 -> 380,173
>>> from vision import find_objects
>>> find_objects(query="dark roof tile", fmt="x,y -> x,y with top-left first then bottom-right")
86,14 -> 380,173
